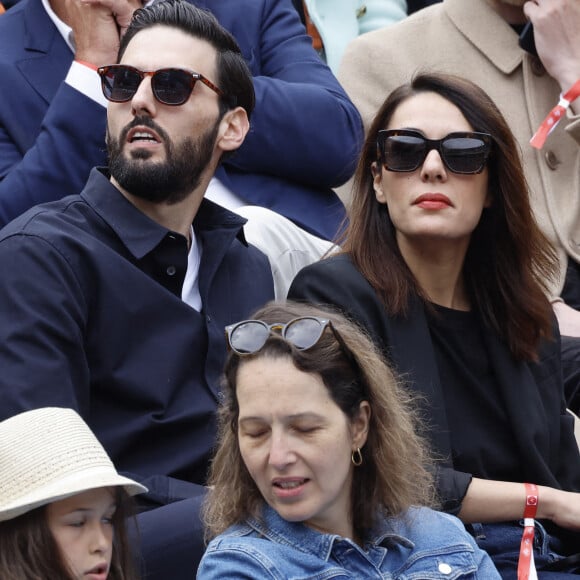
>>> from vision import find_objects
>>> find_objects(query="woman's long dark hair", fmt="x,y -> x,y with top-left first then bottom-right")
341,72 -> 557,361
0,488 -> 138,580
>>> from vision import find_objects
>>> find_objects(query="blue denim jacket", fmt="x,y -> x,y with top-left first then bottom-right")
197,505 -> 500,579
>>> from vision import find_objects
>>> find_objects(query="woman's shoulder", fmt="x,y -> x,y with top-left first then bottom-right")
385,507 -> 476,547
289,252 -> 372,297
298,252 -> 356,275
199,521 -> 349,579
199,523 -> 280,578
374,508 -> 500,578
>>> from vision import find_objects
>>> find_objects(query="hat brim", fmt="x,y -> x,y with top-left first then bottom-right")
0,468 -> 147,522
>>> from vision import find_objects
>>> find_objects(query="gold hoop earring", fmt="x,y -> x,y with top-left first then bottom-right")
351,447 -> 363,467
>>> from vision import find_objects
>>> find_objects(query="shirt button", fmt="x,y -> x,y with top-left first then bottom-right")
438,562 -> 452,575
545,150 -> 561,170
166,265 -> 177,276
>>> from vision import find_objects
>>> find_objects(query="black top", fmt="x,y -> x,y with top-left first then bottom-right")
427,304 -> 523,482
289,254 -> 580,518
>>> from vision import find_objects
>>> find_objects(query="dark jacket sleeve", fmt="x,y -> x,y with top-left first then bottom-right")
221,0 -> 363,189
0,233 -> 208,505
0,77 -> 107,227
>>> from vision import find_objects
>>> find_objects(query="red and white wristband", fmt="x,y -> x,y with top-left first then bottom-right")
517,483 -> 539,580
530,79 -> 580,149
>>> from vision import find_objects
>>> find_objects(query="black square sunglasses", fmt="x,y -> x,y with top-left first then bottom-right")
377,129 -> 493,174
97,64 -> 224,106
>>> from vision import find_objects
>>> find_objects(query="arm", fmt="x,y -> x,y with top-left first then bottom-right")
0,78 -> 107,226
525,0 -> 580,113
459,478 -> 580,531
0,0 -> 139,227
0,234 -> 202,503
224,0 -> 363,189
0,234 -> 90,416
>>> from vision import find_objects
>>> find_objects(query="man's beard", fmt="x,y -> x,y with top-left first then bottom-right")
107,116 -> 220,205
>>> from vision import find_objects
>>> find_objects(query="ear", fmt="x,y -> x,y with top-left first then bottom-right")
350,401 -> 370,450
371,162 -> 387,205
216,107 -> 249,154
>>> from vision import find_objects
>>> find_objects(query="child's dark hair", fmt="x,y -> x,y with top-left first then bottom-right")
0,488 -> 138,580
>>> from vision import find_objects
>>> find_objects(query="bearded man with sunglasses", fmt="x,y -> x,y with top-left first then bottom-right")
0,0 -> 361,242
0,2 -> 276,578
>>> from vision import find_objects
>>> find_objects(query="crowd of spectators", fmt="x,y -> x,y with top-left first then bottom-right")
1,0 -> 579,578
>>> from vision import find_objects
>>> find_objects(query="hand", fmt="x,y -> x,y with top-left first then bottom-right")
67,0 -> 142,67
539,486 -> 580,531
524,0 -> 580,99
81,0 -> 143,36
553,301 -> 580,338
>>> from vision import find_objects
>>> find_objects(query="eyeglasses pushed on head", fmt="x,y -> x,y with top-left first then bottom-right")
97,64 -> 224,106
377,129 -> 493,175
225,316 -> 345,356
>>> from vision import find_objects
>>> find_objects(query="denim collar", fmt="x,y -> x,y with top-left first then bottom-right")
244,504 -> 415,562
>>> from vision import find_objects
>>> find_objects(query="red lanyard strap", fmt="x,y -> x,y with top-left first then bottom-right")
517,483 -> 539,580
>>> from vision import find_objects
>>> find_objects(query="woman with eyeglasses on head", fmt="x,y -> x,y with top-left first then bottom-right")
288,72 -> 580,577
197,300 -> 500,578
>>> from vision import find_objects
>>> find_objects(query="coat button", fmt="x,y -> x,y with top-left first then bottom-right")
166,265 -> 177,276
545,150 -> 561,170
438,562 -> 452,575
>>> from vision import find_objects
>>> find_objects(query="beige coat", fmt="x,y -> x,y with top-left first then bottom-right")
338,0 -> 580,297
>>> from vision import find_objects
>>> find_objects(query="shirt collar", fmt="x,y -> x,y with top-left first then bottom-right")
80,168 -> 248,260
446,0 -> 524,75
245,504 -> 413,562
41,0 -> 74,51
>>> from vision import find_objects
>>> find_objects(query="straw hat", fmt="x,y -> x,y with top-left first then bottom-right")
0,407 -> 147,522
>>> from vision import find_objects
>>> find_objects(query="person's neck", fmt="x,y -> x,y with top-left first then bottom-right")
485,0 -> 527,25
398,237 -> 471,311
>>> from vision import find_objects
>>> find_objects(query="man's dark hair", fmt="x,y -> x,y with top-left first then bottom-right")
118,0 -> 255,118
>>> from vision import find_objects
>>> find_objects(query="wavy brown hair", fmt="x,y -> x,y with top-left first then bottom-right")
0,488 -> 138,580
203,300 -> 436,543
340,72 -> 557,361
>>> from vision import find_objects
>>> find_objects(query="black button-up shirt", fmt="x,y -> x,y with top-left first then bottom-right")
0,168 -> 274,503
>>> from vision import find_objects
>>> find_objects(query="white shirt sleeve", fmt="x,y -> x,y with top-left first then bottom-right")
65,61 -> 108,108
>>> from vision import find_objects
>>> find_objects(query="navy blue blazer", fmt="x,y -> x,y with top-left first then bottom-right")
289,254 -> 580,510
0,0 -> 362,238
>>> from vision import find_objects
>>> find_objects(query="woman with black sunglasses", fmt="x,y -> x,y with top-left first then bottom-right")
198,300 -> 499,578
288,72 -> 580,578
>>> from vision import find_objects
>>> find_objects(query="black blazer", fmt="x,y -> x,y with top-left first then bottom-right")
289,254 -> 580,511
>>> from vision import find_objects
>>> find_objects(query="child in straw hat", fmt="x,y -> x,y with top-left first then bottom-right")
0,407 -> 147,580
